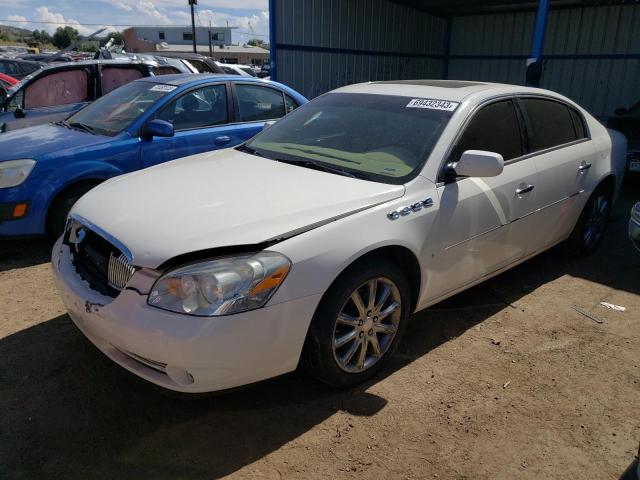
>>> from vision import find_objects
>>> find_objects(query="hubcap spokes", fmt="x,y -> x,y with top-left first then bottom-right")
333,277 -> 401,373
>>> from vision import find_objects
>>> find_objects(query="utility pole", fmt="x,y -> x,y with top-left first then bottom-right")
208,20 -> 213,57
189,0 -> 197,54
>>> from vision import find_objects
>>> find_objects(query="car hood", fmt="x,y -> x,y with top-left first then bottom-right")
0,123 -> 112,159
72,149 -> 405,269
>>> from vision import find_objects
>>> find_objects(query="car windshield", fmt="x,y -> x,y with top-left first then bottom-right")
65,81 -> 174,136
245,92 -> 455,183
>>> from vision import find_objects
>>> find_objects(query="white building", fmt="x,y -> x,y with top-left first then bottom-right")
123,25 -> 235,49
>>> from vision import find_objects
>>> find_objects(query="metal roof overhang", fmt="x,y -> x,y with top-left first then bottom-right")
391,0 -> 636,16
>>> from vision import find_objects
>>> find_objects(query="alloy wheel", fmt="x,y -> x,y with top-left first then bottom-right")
332,277 -> 402,373
583,194 -> 609,250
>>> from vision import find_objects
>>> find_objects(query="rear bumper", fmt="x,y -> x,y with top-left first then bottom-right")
52,239 -> 321,393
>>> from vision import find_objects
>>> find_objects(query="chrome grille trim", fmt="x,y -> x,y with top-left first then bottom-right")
69,213 -> 134,263
108,252 -> 136,291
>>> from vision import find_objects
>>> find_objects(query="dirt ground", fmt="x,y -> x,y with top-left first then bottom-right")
1,185 -> 639,480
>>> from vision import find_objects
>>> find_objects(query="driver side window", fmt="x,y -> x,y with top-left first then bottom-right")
156,84 -> 227,131
451,99 -> 524,163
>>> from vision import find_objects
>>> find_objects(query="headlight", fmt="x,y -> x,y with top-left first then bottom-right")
0,159 -> 36,188
148,252 -> 291,316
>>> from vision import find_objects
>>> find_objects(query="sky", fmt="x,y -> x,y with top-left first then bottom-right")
2,0 -> 270,43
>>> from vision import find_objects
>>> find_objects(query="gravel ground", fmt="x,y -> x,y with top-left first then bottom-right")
1,184 -> 638,480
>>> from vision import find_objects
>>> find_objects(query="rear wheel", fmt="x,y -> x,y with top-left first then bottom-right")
568,183 -> 612,256
46,183 -> 98,241
303,259 -> 410,388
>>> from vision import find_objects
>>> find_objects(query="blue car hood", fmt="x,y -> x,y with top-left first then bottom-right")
0,123 -> 114,160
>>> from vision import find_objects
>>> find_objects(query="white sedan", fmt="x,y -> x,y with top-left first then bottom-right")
52,80 -> 627,393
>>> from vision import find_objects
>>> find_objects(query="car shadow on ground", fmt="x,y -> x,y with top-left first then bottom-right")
1,188 -> 638,478
0,237 -> 51,273
3,225 -> 638,479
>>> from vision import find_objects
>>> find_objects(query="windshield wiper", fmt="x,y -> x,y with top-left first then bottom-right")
274,157 -> 358,179
282,146 -> 361,164
67,121 -> 97,135
236,144 -> 263,157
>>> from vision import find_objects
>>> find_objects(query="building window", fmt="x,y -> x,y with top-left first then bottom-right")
159,31 -> 165,40
212,32 -> 224,42
183,32 -> 193,41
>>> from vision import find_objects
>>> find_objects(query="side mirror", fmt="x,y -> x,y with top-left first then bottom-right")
614,107 -> 629,116
145,119 -> 174,138
14,107 -> 25,119
446,150 -> 504,182
262,120 -> 276,130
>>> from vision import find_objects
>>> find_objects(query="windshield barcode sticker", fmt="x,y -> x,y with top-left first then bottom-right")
150,84 -> 177,92
406,98 -> 459,111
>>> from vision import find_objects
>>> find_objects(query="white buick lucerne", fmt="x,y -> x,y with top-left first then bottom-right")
53,80 -> 627,393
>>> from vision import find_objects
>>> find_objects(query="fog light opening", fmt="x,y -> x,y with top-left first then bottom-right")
166,366 -> 195,386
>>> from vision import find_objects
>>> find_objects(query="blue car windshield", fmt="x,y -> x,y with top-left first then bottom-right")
66,81 -> 174,136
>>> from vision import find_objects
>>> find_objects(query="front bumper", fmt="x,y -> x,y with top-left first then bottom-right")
52,239 -> 321,393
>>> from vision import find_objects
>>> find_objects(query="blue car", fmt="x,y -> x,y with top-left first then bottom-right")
0,74 -> 307,238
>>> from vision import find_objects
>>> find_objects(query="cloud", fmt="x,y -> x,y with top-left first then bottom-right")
185,8 -> 270,41
34,6 -> 93,35
114,1 -> 133,12
136,0 -> 172,24
7,14 -> 28,22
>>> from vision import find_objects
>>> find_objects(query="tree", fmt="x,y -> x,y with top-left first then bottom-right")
247,38 -> 264,47
52,26 -> 79,48
99,31 -> 124,47
32,29 -> 52,45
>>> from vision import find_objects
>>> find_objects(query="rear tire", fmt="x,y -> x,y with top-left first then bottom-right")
303,258 -> 411,388
567,183 -> 613,256
46,183 -> 98,242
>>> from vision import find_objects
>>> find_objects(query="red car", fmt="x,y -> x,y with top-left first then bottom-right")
0,72 -> 18,88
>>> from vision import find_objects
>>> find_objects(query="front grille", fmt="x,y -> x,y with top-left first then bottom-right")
65,218 -> 135,297
108,252 -> 136,290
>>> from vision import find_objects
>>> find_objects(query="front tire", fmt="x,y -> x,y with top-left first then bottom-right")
46,183 -> 98,241
303,258 -> 411,388
568,183 -> 613,256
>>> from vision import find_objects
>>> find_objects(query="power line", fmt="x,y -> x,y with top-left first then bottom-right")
0,18 -> 269,37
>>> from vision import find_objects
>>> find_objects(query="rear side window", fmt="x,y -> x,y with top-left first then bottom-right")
236,84 -> 286,122
0,62 -> 17,75
222,66 -> 239,75
101,67 -> 144,95
451,99 -> 523,162
24,69 -> 89,109
521,98 -> 577,151
188,59 -> 213,73
152,66 -> 181,76
284,94 -> 298,114
569,108 -> 587,139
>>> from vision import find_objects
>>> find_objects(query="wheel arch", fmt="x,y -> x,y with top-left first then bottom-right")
44,177 -> 105,232
321,244 -> 422,314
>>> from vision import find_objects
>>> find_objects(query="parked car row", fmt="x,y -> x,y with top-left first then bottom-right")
25,79 -> 624,394
0,73 -> 307,238
0,58 -> 193,133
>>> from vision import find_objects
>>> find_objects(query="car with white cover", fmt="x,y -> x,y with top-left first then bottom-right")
52,80 -> 626,393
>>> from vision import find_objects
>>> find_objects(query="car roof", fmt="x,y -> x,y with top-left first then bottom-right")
137,73 -> 268,86
0,58 -> 42,66
36,58 -> 153,72
333,80 -> 568,104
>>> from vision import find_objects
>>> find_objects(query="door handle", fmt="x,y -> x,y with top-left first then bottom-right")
214,135 -> 231,146
578,163 -> 592,171
516,184 -> 534,195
